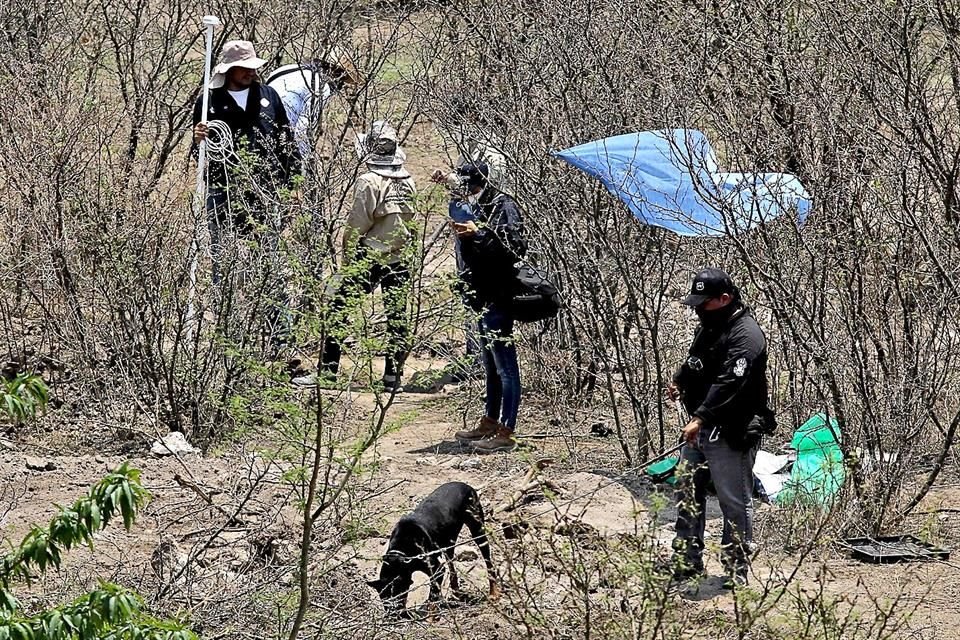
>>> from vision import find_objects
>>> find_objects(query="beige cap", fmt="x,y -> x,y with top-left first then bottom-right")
210,40 -> 266,89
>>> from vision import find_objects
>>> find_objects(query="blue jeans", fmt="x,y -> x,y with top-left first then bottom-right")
479,306 -> 520,430
673,428 -> 758,572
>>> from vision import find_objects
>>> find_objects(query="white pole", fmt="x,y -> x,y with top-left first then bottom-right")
187,15 -> 221,342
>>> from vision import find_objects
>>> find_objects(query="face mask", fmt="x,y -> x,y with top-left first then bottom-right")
695,302 -> 736,327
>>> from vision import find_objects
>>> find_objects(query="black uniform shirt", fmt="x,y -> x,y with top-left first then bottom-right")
673,304 -> 769,442
458,189 -> 527,309
191,83 -> 301,191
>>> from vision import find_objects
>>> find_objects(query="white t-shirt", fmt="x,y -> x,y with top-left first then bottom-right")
228,88 -> 249,110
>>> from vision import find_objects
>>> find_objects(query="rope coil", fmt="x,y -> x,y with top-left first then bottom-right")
203,119 -> 234,164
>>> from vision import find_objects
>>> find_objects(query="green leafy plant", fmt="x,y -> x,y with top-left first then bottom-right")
0,374 -> 48,426
0,464 -> 198,639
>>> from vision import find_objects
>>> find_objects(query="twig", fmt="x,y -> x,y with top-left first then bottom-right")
173,473 -> 239,524
494,458 -> 555,515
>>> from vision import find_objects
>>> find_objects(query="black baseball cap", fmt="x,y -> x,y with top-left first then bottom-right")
681,268 -> 736,306
456,162 -> 490,190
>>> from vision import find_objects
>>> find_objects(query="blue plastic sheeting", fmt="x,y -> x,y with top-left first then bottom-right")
552,129 -> 812,237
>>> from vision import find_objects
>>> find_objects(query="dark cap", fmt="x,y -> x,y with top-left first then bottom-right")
681,268 -> 736,306
456,161 -> 490,190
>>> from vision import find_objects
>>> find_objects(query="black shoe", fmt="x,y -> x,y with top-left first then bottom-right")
672,560 -> 706,582
655,554 -> 705,582
722,568 -> 748,590
381,374 -> 404,394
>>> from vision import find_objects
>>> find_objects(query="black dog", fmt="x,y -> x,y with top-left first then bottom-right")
367,482 -> 499,613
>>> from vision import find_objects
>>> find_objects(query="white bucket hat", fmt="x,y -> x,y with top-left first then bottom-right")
210,40 -> 266,89
358,120 -> 409,178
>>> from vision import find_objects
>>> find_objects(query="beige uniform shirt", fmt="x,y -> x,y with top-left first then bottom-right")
344,169 -> 417,263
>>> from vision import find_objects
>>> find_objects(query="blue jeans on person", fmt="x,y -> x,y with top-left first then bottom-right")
673,427 -> 758,574
479,305 -> 520,431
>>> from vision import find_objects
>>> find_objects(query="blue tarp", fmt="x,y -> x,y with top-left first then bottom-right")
552,129 -> 812,237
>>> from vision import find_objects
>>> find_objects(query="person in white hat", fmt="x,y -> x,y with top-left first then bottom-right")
192,40 -> 301,346
193,39 -> 301,233
293,121 -> 417,392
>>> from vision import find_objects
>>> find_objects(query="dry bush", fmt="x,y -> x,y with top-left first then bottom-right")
0,0 -> 958,637
416,0 -> 960,532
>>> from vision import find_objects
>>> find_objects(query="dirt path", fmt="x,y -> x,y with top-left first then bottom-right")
2,375 -> 959,638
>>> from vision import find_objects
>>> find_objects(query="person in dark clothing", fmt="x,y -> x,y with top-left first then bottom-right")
666,268 -> 771,588
192,40 -> 301,347
193,40 -> 300,282
451,162 -> 527,453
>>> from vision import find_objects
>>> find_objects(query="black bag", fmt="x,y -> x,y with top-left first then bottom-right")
509,262 -> 562,323
722,407 -> 777,451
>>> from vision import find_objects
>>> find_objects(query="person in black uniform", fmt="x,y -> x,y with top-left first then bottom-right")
450,163 -> 527,453
666,268 -> 772,588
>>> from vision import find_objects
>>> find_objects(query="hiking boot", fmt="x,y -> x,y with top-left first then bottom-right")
455,417 -> 500,442
381,374 -> 404,394
655,554 -> 705,582
722,567 -> 748,590
471,426 -> 517,453
673,559 -> 706,582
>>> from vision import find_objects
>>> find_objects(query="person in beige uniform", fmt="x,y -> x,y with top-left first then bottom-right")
294,121 -> 416,391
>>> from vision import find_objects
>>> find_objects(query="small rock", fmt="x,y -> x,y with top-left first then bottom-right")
229,547 -> 251,569
501,521 -> 529,539
454,549 -> 478,562
553,518 -> 600,539
0,439 -> 15,451
416,456 -> 438,466
218,531 -> 247,545
457,457 -> 483,470
25,456 -> 56,472
150,432 -> 200,457
95,456 -> 105,464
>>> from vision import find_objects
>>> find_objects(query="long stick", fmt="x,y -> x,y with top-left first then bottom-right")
187,15 -> 221,342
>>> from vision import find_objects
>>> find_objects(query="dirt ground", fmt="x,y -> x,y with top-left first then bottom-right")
2,366 -> 959,638
2,84 -> 958,637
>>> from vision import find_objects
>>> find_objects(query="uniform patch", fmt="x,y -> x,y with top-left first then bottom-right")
733,357 -> 748,377
260,97 -> 270,107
